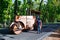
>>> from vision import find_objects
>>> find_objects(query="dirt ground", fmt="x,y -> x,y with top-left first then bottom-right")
43,28 -> 60,40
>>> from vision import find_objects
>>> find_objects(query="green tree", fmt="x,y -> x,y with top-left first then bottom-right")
0,0 -> 12,27
41,0 -> 60,23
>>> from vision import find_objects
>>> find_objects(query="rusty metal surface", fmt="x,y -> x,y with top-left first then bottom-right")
15,16 -> 36,29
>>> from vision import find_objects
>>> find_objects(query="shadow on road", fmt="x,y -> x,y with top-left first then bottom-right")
0,28 -> 15,40
0,28 -> 11,34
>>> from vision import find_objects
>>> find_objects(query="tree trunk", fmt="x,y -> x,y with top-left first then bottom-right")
14,0 -> 18,21
39,0 -> 43,11
3,22 -> 7,28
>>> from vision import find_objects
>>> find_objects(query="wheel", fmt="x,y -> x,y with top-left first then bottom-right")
10,23 -> 22,35
10,21 -> 25,34
13,25 -> 21,34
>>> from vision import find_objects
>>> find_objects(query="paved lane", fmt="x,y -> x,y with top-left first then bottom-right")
0,31 -> 53,40
0,24 -> 60,40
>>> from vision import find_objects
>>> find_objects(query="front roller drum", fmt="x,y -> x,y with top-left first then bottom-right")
10,24 -> 22,35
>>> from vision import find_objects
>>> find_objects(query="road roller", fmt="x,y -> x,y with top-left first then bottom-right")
10,16 -> 37,34
9,9 -> 41,34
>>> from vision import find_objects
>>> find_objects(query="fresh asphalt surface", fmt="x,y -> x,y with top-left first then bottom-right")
0,24 -> 60,40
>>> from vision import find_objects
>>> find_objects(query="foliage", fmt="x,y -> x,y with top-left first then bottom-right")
0,0 -> 60,27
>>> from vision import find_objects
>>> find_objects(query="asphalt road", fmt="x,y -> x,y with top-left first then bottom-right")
0,24 -> 60,40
